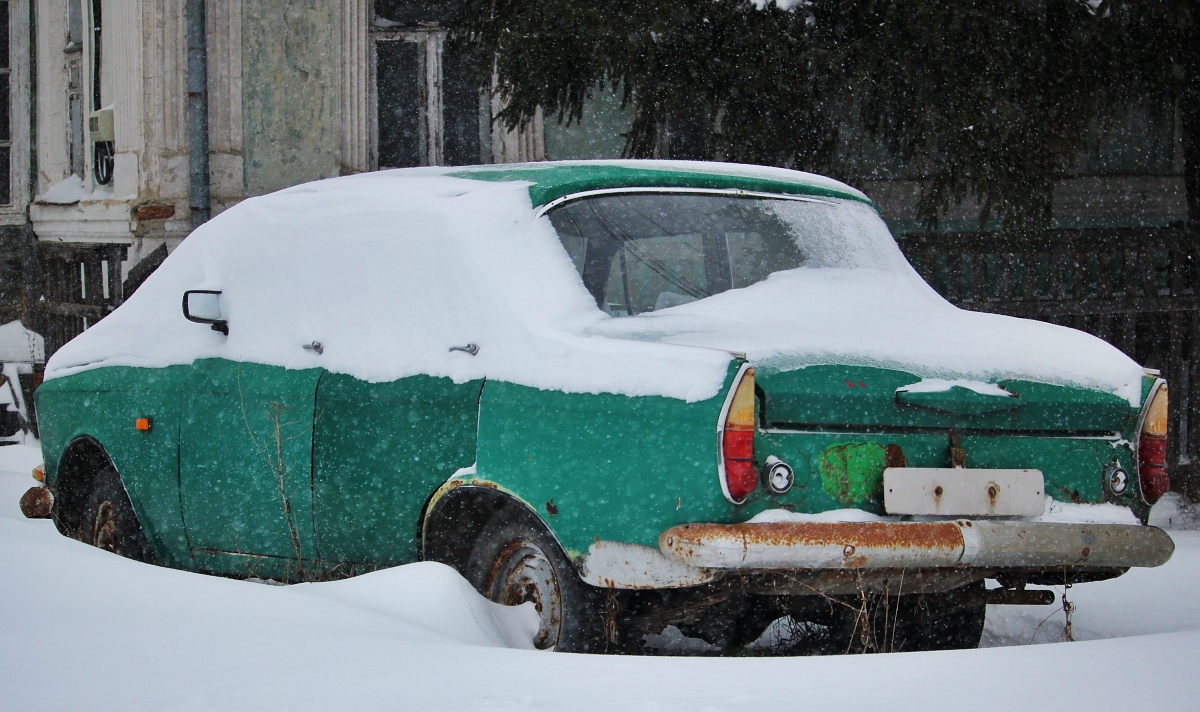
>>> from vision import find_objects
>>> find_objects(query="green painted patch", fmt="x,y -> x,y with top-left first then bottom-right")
819,442 -> 887,506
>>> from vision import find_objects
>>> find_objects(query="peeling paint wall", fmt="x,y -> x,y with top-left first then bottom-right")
207,0 -> 245,216
242,0 -> 341,196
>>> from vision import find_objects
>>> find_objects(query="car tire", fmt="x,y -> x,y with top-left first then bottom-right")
838,580 -> 987,653
76,463 -> 157,564
464,506 -> 606,653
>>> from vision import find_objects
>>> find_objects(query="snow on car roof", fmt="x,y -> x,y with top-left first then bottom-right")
45,163 -> 1144,405
44,170 -> 734,401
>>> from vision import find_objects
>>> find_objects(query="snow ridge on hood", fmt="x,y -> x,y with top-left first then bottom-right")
590,267 -> 1144,405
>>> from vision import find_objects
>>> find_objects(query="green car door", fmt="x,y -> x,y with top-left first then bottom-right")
311,372 -> 484,570
178,359 -> 322,579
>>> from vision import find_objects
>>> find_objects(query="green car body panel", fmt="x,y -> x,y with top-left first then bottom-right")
471,369 -> 739,559
38,362 -> 485,579
38,358 -> 1150,575
312,371 -> 483,570
37,365 -> 194,569
178,360 -> 322,578
33,164 -> 1159,580
758,365 -> 1136,432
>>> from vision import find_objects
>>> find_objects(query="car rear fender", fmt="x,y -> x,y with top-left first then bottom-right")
469,367 -> 743,557
421,479 -> 565,571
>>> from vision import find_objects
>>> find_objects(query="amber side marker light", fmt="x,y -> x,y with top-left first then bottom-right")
135,417 -> 153,432
1138,384 -> 1169,504
32,465 -> 44,483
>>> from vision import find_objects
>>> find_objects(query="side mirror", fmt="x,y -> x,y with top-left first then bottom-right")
182,290 -> 229,335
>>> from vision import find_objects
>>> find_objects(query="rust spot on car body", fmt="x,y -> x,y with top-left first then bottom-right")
987,482 -> 1000,511
466,478 -> 502,490
949,432 -> 968,468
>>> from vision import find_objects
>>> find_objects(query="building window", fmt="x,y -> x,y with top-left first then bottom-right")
0,0 -> 10,205
66,0 -> 84,179
64,0 -> 111,187
89,0 -> 112,186
372,28 -> 489,168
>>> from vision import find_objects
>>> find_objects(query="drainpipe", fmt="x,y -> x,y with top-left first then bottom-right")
186,0 -> 210,230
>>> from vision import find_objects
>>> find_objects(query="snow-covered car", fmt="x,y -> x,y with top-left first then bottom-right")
26,161 -> 1174,654
0,320 -> 45,443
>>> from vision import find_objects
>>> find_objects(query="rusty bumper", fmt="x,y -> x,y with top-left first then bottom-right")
659,520 -> 1175,571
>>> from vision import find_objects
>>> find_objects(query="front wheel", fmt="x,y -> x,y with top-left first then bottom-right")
76,463 -> 157,564
464,507 -> 606,652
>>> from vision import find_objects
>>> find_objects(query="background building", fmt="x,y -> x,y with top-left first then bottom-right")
1,0 -> 1197,494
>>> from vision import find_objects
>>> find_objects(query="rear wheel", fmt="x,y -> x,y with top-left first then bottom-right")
464,507 -> 606,652
77,463 -> 157,564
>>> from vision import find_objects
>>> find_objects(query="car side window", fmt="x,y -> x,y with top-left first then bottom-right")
547,192 -> 805,316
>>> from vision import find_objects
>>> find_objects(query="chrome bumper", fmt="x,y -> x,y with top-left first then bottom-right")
659,520 -> 1175,571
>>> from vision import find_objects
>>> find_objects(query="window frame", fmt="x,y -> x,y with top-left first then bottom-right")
0,1 -> 11,206
0,0 -> 30,220
541,188 -> 841,316
370,29 -> 443,168
534,187 -> 836,219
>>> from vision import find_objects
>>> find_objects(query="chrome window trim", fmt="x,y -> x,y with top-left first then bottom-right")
533,187 -> 837,219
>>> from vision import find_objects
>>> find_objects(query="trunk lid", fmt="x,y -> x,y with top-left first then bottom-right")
757,365 -> 1134,433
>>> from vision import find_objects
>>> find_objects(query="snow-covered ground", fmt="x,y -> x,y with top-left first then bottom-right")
2,441 -> 1199,711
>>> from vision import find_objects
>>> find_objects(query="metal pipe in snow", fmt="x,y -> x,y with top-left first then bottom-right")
186,0 -> 210,230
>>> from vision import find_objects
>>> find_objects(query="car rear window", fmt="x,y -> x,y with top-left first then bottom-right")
546,191 -> 901,316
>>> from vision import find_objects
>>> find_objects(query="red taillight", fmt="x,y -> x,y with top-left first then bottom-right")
1139,437 -> 1169,503
719,365 -> 757,503
1138,383 -> 1169,504
723,430 -> 757,501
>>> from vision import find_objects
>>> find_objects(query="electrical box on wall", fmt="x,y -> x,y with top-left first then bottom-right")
88,107 -> 114,143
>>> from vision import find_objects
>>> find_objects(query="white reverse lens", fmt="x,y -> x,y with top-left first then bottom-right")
763,460 -> 794,495
1106,465 -> 1129,496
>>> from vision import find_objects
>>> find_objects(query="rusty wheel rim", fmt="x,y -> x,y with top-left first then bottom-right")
90,500 -> 118,553
486,539 -> 562,649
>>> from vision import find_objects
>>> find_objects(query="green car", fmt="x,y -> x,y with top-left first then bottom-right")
27,161 -> 1174,654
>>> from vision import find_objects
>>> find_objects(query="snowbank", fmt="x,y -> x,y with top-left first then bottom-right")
1031,497 -> 1140,525
46,163 -> 1143,406
2,444 -> 1200,711
0,321 -> 44,363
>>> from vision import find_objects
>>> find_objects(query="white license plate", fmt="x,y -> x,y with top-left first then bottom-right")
883,468 -> 1045,517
